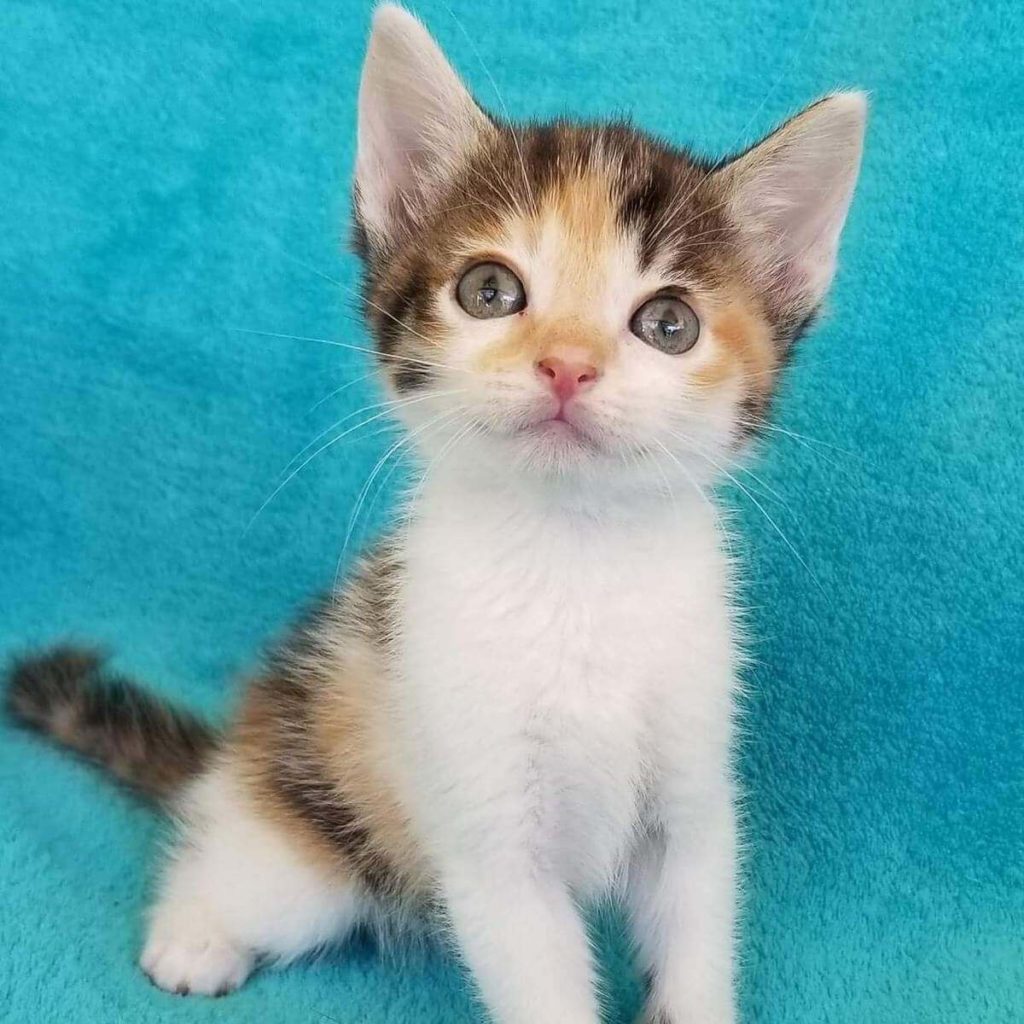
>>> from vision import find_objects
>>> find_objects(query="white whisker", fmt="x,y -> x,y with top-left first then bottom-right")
244,389 -> 464,533
281,392 -> 435,479
331,406 -> 468,597
230,325 -> 462,376
662,430 -> 828,601
307,369 -> 379,414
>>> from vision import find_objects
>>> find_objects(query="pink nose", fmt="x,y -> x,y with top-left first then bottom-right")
535,356 -> 600,403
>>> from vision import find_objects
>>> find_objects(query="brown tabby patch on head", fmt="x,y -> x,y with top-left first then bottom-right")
355,118 -> 807,433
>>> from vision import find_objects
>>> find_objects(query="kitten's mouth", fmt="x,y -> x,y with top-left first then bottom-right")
536,417 -> 579,435
524,411 -> 599,451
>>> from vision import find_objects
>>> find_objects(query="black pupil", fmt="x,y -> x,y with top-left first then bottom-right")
480,284 -> 498,304
661,320 -> 679,337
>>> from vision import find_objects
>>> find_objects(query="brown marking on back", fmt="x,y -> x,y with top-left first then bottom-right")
315,657 -> 430,894
228,544 -> 429,903
230,682 -> 346,878
231,655 -> 427,896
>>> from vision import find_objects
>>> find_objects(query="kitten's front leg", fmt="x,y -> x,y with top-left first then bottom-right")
406,682 -> 600,1022
628,787 -> 738,1024
439,855 -> 601,1024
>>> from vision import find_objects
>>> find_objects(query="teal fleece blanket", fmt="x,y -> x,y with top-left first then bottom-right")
2,1 -> 1022,1022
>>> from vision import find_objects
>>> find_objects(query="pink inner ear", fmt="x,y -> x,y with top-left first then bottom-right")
725,93 -> 866,305
355,5 -> 486,245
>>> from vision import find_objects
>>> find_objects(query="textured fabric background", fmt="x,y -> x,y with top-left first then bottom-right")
1,1 -> 1021,1022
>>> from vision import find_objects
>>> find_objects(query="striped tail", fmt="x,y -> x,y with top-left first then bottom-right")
5,646 -> 219,804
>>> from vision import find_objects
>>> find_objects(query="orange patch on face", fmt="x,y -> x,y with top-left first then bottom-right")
471,169 -> 621,376
548,172 -> 620,287
695,302 -> 776,393
473,315 -> 612,375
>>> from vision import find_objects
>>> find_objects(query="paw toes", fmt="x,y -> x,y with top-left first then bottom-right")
140,933 -> 253,997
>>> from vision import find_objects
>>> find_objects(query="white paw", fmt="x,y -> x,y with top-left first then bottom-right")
140,927 -> 254,997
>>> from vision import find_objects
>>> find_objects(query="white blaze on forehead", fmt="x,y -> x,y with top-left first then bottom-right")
489,179 -> 668,341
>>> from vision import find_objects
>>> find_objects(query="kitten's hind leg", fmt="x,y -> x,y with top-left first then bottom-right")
141,763 -> 362,996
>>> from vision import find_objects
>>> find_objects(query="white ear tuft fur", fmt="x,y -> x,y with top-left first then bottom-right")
355,4 -> 488,248
721,92 -> 867,305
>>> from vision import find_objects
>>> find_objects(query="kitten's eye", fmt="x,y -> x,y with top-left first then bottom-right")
630,295 -> 700,354
456,262 -> 526,319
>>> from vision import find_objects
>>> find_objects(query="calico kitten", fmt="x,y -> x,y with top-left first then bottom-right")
6,6 -> 865,1023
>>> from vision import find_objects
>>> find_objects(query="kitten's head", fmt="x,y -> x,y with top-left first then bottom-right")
353,5 -> 865,495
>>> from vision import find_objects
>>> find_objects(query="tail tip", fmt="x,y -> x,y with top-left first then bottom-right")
5,645 -> 106,733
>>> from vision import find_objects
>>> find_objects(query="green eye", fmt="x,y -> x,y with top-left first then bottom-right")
630,295 -> 700,354
456,262 -> 526,319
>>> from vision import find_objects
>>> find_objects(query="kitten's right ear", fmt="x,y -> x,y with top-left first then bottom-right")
355,5 -> 488,253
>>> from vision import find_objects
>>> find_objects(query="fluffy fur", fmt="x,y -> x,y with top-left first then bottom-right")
6,647 -> 218,803
4,6 -> 865,1023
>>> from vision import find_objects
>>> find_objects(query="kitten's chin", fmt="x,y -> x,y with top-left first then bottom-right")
422,403 -> 661,489
432,420 -> 695,501
484,415 -> 628,482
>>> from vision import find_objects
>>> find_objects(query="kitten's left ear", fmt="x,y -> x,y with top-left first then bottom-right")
355,4 -> 489,252
718,92 -> 867,307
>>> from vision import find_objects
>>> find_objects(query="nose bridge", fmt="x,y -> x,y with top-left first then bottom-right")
534,317 -> 610,369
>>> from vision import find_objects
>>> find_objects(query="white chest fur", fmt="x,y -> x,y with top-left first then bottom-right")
394,470 -> 736,897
